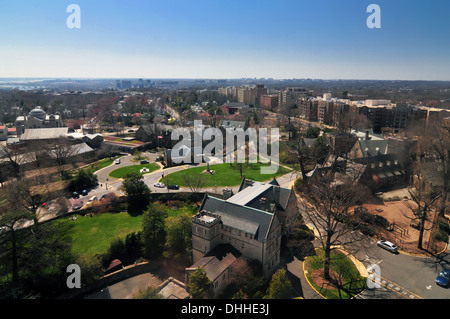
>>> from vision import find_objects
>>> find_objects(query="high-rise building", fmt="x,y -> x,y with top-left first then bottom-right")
279,87 -> 311,108
237,85 -> 267,106
260,94 -> 279,111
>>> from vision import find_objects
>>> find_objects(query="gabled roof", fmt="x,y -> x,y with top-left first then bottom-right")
357,138 -> 388,157
187,244 -> 240,282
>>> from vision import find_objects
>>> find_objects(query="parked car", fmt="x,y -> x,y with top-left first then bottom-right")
167,184 -> 179,190
72,192 -> 79,199
72,200 -> 83,210
140,160 -> 149,164
82,189 -> 88,196
88,196 -> 98,202
115,158 -> 121,164
436,269 -> 450,287
377,240 -> 398,253
154,182 -> 165,188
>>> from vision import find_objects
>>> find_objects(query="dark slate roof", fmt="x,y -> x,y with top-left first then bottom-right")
200,195 -> 274,242
358,138 -> 388,157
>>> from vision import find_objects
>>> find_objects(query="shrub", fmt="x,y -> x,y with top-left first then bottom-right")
358,223 -> 375,237
433,229 -> 449,243
438,220 -> 450,234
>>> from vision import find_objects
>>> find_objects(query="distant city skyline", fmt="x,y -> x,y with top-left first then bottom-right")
1,0 -> 449,81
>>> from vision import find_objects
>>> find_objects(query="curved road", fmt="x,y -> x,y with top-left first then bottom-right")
95,152 -> 300,195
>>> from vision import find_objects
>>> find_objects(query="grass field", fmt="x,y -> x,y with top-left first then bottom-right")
304,248 -> 367,299
59,202 -> 196,258
84,157 -> 119,175
60,212 -> 144,258
161,162 -> 291,187
108,163 -> 160,179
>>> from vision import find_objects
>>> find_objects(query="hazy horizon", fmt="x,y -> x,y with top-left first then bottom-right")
1,0 -> 449,81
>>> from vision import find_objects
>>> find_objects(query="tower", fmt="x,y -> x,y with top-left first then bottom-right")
191,211 -> 222,263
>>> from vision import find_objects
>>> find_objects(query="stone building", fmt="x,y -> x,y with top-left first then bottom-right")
15,106 -> 63,134
188,178 -> 298,281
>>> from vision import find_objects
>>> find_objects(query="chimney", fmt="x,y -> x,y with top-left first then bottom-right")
273,186 -> 280,205
365,130 -> 370,140
223,188 -> 233,200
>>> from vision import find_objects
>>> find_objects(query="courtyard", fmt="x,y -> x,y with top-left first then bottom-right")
357,187 -> 448,255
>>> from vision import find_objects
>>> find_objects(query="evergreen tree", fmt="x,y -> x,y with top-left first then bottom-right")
188,267 -> 211,299
264,268 -> 295,299
142,204 -> 167,258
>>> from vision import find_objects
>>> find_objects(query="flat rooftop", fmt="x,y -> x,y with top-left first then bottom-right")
198,214 -> 217,223
225,182 -> 272,206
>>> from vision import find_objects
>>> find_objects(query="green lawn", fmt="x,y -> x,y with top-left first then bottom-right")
60,212 -> 144,258
88,157 -> 117,173
161,162 -> 291,187
58,202 -> 196,258
304,248 -> 367,299
109,163 -> 160,179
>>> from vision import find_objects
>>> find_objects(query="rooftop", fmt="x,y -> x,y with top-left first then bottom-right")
20,127 -> 69,140
225,182 -> 272,206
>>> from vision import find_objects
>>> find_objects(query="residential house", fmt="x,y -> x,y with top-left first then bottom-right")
135,123 -> 175,148
189,177 -> 298,281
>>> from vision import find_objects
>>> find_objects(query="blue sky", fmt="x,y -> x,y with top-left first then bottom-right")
0,0 -> 449,80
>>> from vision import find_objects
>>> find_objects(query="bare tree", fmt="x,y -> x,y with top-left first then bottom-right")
279,103 -> 299,141
336,110 -> 371,134
4,178 -> 50,231
301,167 -> 370,281
0,145 -> 25,179
421,122 -> 450,218
45,137 -> 77,177
405,169 -> 441,250
182,173 -> 208,194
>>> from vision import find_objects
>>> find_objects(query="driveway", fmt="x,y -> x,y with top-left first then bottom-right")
95,152 -> 162,184
107,273 -> 163,299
